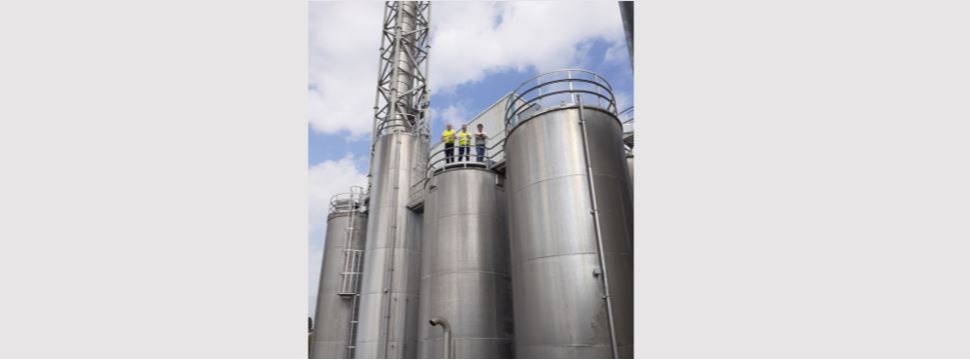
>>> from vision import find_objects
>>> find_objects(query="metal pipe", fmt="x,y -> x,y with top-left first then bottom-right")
577,96 -> 620,358
384,2 -> 405,135
418,2 -> 432,137
368,3 -> 391,193
619,1 -> 634,71
377,136 -> 402,359
429,317 -> 453,359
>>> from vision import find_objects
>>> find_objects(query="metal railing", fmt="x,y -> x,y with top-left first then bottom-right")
337,249 -> 365,296
619,106 -> 634,131
425,140 -> 506,178
328,186 -> 365,214
505,69 -> 618,129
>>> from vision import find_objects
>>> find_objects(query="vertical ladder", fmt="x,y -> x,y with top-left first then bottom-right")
345,293 -> 361,358
336,187 -> 365,358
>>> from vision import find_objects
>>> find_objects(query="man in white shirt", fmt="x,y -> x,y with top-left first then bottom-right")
474,124 -> 488,163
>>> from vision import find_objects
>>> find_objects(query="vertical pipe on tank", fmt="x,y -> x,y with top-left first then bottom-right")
626,152 -> 634,188
619,1 -> 634,71
428,318 -> 453,359
578,97 -> 619,358
355,133 -> 425,359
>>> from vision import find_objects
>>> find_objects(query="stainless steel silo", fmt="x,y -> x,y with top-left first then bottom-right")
418,167 -> 514,359
503,70 -> 634,358
312,191 -> 368,359
355,132 -> 427,358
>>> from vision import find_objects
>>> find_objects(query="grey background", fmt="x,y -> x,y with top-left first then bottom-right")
0,0 -> 968,357
637,0 -> 970,357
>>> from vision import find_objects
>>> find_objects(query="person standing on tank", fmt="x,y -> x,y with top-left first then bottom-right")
442,124 -> 456,164
474,123 -> 488,163
457,124 -> 472,162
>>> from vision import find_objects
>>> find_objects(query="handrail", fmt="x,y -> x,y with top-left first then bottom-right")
424,140 -> 505,178
328,186 -> 365,214
618,106 -> 634,116
504,69 -> 617,129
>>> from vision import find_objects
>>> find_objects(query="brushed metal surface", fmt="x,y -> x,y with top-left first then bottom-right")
418,168 -> 514,359
505,107 -> 634,358
311,211 -> 368,359
356,133 -> 427,358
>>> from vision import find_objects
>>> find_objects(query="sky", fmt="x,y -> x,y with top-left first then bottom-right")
308,1 -> 633,318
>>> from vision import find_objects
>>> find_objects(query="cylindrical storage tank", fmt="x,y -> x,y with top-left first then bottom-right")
311,196 -> 368,359
504,71 -> 634,358
418,168 -> 514,358
355,132 -> 426,358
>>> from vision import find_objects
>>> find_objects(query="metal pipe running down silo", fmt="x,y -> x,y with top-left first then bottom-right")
619,1 -> 634,71
578,96 -> 619,359
429,317 -> 453,359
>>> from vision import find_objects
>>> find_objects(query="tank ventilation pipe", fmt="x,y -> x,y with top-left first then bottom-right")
429,317 -> 453,359
577,96 -> 620,358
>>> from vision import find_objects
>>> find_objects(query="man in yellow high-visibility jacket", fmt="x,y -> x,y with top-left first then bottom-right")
441,124 -> 456,164
457,124 -> 472,162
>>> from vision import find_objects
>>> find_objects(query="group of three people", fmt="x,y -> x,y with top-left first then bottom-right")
440,123 -> 488,164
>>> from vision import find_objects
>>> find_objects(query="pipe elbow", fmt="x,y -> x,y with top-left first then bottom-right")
429,317 -> 450,329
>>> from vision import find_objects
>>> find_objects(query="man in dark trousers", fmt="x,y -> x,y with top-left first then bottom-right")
442,124 -> 455,164
474,123 -> 488,163
457,124 -> 472,162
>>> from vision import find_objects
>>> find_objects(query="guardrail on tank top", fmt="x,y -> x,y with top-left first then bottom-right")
504,69 -> 618,129
424,139 -> 506,177
328,186 -> 365,214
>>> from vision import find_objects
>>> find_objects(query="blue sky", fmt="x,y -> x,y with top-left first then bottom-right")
308,1 -> 632,318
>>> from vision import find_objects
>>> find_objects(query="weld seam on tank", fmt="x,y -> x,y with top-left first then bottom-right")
516,250 -> 614,263
420,269 -> 510,278
578,96 -> 620,359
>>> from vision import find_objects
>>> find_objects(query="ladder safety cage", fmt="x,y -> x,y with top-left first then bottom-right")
328,188 -> 367,297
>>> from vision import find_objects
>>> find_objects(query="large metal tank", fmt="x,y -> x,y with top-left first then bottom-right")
355,132 -> 427,358
504,70 -> 634,358
311,194 -> 368,359
418,168 -> 514,358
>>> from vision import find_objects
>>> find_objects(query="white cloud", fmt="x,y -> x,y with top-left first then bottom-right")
604,41 -> 629,65
309,154 -> 368,234
308,155 -> 367,317
308,2 -> 383,136
434,103 -> 469,128
309,1 -> 625,134
615,91 -> 632,113
430,2 -> 625,92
